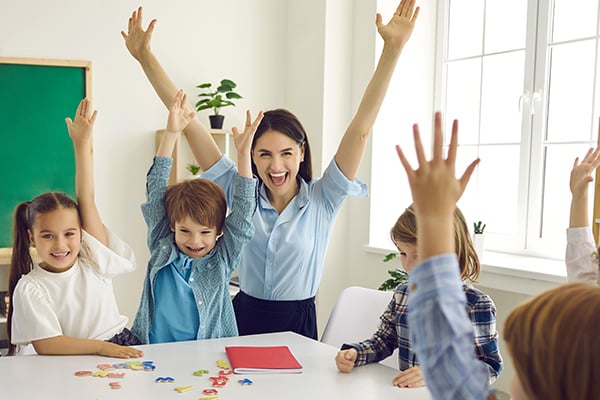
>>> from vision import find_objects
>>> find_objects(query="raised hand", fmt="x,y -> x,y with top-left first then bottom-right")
65,98 -> 97,146
232,110 -> 264,158
569,147 -> 600,197
395,112 -> 479,261
376,0 -> 420,49
121,6 -> 156,61
166,89 -> 196,134
396,112 -> 478,218
233,110 -> 264,178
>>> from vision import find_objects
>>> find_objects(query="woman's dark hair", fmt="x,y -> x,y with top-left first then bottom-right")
251,108 -> 313,182
7,192 -> 80,356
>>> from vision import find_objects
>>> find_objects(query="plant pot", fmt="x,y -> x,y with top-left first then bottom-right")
209,115 -> 224,130
473,233 -> 485,257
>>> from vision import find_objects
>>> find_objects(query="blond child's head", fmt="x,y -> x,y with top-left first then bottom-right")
391,205 -> 480,281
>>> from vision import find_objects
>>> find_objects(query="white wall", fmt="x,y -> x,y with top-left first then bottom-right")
2,0 -> 526,393
1,0 -> 288,320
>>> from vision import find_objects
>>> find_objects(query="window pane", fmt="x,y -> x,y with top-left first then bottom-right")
448,0 -> 484,59
540,144 -> 594,240
552,0 -> 598,43
469,145 -> 520,236
446,59 -> 481,144
485,0 -> 528,53
546,40 -> 596,142
480,51 -> 526,143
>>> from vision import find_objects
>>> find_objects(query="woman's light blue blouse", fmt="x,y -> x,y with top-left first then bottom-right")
201,155 -> 367,300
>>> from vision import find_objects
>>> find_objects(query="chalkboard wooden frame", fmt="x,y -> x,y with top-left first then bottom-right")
0,57 -> 91,262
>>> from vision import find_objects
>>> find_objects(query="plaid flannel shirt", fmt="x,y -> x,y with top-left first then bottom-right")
342,280 -> 503,382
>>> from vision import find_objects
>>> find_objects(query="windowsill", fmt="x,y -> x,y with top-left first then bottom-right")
365,246 -> 567,296
477,251 -> 567,296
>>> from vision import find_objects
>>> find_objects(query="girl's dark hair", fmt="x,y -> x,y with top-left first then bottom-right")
7,192 -> 80,356
251,108 -> 313,182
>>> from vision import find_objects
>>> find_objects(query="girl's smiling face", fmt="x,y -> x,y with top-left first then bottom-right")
28,208 -> 81,273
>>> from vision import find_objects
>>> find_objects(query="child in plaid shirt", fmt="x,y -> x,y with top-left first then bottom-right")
335,205 -> 502,388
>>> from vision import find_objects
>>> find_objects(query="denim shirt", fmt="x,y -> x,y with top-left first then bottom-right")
132,157 -> 257,343
201,155 -> 368,300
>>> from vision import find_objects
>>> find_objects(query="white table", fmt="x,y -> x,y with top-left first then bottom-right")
0,331 -> 431,399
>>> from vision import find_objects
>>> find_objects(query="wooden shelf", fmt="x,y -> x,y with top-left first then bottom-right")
0,247 -> 40,266
0,248 -> 10,266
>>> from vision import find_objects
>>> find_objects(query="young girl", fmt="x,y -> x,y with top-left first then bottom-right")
122,0 -> 419,339
397,112 -> 600,400
566,147 -> 600,286
335,205 -> 502,388
131,90 -> 258,343
7,99 -> 143,358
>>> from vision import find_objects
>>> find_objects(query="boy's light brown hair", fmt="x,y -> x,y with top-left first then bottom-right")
504,282 -> 600,400
165,178 -> 227,232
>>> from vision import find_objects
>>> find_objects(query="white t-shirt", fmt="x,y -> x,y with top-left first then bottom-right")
11,228 -> 135,346
565,226 -> 599,286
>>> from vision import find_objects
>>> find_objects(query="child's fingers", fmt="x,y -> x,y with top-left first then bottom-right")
180,92 -> 188,106
446,119 -> 459,165
245,109 -> 252,126
80,98 -> 89,117
395,144 -> 414,178
432,112 -> 444,161
412,124 -> 426,167
458,159 -> 480,191
250,111 -> 264,131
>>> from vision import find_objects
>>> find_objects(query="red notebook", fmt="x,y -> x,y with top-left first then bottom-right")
224,346 -> 303,374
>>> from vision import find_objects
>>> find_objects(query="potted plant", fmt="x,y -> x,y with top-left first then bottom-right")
472,221 -> 486,256
195,79 -> 242,129
186,163 -> 201,177
378,252 -> 408,291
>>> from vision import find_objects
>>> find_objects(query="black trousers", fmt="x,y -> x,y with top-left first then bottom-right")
233,291 -> 318,340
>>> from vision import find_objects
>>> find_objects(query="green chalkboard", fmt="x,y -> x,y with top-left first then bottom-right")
0,58 -> 90,248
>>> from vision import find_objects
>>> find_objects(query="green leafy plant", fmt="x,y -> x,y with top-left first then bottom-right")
473,221 -> 486,234
195,79 -> 242,115
378,252 -> 408,291
186,163 -> 201,176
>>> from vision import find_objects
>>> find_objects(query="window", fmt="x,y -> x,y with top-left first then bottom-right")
370,0 -> 600,260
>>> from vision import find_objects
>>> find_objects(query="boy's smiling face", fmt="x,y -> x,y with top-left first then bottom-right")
171,215 -> 218,258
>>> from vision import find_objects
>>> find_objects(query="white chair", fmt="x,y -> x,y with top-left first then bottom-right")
321,286 -> 398,368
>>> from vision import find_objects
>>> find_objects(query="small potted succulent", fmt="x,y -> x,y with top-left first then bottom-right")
195,79 -> 242,129
186,163 -> 201,177
472,221 -> 486,256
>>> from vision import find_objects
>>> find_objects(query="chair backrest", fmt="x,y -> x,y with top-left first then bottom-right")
321,286 -> 398,368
